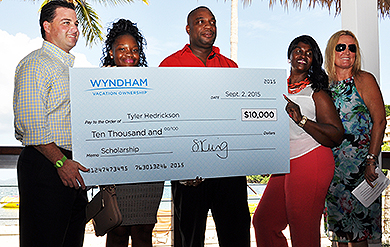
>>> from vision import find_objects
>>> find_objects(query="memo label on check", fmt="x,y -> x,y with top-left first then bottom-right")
241,108 -> 277,121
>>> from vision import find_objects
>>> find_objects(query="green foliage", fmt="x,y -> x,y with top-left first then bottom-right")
382,143 -> 389,175
383,142 -> 390,151
75,1 -> 104,47
247,175 -> 270,184
386,105 -> 390,117
40,0 -> 148,47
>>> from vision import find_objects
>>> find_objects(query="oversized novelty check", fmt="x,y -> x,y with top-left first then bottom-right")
70,67 -> 289,186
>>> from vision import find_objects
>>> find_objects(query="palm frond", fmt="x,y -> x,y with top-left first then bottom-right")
75,0 -> 105,47
36,0 -> 148,47
266,0 -> 338,12
265,0 -> 390,18
379,0 -> 390,18
83,0 -> 148,7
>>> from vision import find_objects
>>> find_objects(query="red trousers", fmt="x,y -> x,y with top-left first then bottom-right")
253,146 -> 334,247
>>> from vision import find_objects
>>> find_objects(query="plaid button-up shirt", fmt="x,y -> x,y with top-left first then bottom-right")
13,41 -> 75,151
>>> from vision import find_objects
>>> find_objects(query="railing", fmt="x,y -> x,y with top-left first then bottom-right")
0,146 -> 261,246
2,146 -> 389,246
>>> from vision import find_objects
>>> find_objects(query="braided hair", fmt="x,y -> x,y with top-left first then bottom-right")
287,35 -> 329,94
101,19 -> 147,67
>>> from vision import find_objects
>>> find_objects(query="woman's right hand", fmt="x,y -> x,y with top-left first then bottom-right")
285,91 -> 344,148
364,164 -> 379,187
283,94 -> 303,124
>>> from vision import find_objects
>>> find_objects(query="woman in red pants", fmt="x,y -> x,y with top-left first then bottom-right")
252,35 -> 344,247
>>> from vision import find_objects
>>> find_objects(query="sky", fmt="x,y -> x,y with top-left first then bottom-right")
0,0 -> 389,148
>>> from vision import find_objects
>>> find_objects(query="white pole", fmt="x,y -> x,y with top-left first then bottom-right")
341,1 -> 382,246
230,0 -> 238,63
341,0 -> 380,83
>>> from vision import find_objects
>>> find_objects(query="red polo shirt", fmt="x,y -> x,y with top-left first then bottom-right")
159,44 -> 238,68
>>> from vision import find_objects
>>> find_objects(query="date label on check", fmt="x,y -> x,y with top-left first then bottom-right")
241,108 -> 277,121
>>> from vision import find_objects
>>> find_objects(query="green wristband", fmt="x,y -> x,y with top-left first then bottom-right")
54,155 -> 67,168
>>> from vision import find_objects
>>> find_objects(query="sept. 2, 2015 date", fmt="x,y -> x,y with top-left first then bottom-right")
134,162 -> 184,171
225,90 -> 261,98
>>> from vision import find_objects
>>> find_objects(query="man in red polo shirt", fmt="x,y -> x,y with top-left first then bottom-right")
160,6 -> 250,247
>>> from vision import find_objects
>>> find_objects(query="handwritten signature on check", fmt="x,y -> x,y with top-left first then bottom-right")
191,139 -> 229,159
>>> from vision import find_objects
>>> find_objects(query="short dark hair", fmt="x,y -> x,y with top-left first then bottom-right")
187,6 -> 214,25
287,35 -> 329,93
40,0 -> 76,40
101,19 -> 147,67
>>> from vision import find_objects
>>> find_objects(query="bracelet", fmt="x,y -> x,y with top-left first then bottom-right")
365,161 -> 378,167
366,153 -> 378,161
365,153 -> 378,167
298,115 -> 308,128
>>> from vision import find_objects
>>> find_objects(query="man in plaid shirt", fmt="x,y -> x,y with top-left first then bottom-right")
13,1 -> 88,246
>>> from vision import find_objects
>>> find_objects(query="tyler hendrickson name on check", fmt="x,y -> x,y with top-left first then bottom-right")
127,112 -> 180,120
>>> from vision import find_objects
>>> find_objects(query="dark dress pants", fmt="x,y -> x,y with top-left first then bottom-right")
172,176 -> 250,247
17,146 -> 88,247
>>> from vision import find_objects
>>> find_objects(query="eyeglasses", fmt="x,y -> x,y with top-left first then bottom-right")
335,44 -> 357,53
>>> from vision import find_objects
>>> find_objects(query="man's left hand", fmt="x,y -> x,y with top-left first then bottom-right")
57,159 -> 89,190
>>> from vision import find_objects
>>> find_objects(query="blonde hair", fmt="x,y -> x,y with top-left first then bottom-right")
324,30 -> 362,83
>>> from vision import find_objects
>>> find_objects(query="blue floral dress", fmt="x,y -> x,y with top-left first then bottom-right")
325,77 -> 381,242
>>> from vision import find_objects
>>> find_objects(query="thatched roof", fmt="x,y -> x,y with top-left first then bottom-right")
244,0 -> 390,18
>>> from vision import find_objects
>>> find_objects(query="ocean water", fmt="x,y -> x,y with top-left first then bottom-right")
0,186 -> 19,226
0,181 -> 266,226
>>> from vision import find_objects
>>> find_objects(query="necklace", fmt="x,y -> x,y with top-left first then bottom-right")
288,77 -> 310,94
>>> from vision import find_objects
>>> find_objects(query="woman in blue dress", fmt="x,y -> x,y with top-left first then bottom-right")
324,30 -> 386,246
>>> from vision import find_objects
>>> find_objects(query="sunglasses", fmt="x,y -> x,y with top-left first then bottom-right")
335,44 -> 357,53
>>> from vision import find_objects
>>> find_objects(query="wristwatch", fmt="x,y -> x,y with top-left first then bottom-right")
55,155 -> 67,168
298,115 -> 308,128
